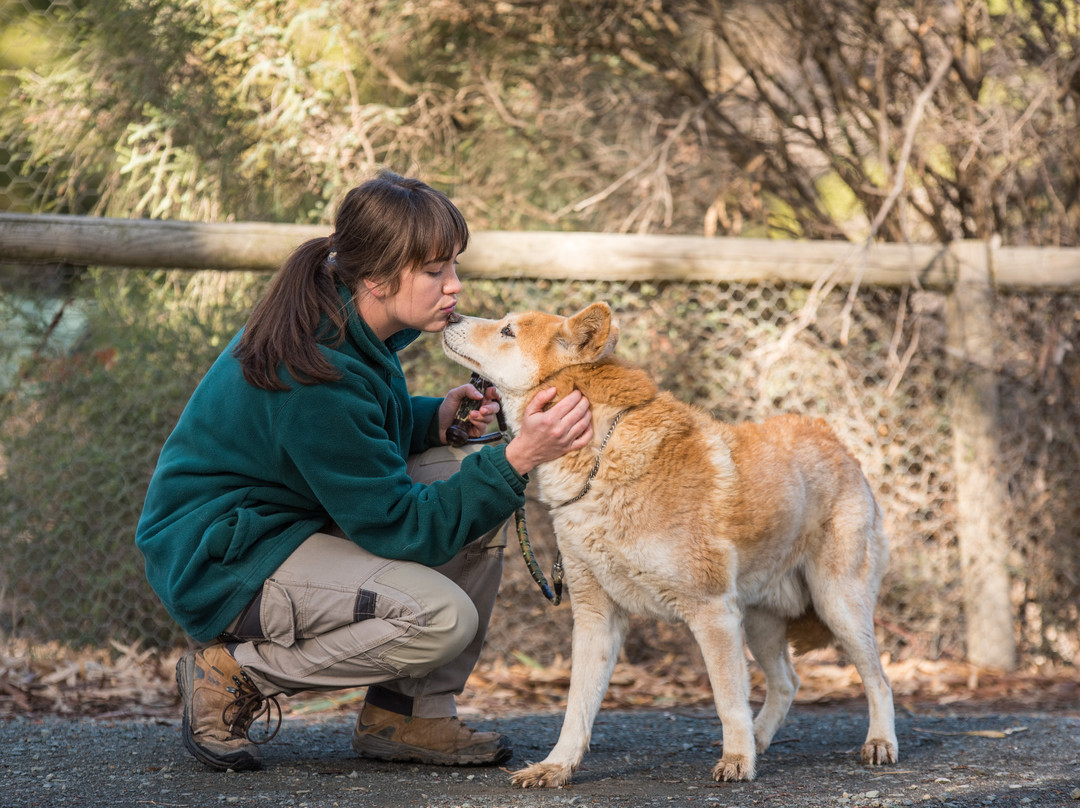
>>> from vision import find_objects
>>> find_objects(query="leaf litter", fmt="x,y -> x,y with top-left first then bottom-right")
2,640 -> 1076,722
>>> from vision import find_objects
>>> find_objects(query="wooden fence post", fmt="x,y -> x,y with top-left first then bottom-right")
946,240 -> 1017,671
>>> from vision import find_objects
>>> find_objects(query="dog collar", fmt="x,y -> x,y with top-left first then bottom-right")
556,407 -> 630,508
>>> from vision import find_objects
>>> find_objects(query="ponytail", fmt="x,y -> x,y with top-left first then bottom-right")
233,236 -> 345,391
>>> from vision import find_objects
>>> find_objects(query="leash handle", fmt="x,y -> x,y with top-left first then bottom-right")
446,372 -> 504,446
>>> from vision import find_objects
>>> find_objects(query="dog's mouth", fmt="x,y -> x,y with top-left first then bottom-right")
442,328 -> 480,371
443,341 -> 476,367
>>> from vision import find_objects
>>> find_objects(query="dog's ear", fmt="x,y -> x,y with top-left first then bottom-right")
559,302 -> 614,361
603,321 -> 620,356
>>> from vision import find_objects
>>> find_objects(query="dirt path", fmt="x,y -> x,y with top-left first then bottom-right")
3,703 -> 1078,807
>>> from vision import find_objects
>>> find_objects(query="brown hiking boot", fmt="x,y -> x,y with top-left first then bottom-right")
351,702 -> 512,766
175,644 -> 281,771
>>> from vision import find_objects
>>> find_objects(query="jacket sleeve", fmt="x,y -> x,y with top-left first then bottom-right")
274,379 -> 526,567
410,394 -> 444,454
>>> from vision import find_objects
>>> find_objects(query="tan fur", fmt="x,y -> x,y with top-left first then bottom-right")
443,302 -> 898,788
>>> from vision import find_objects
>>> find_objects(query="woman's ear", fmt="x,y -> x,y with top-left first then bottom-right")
364,278 -> 386,299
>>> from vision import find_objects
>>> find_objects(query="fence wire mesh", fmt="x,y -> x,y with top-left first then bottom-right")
1,0 -> 1077,672
1,265 -> 1077,670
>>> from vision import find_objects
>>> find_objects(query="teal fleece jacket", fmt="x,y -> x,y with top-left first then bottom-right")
135,289 -> 527,642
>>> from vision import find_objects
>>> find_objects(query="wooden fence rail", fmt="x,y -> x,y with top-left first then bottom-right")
1,213 -> 1079,288
5,213 -> 1080,670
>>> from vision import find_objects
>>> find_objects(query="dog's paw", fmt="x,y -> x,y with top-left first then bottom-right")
510,761 -> 574,789
753,729 -> 773,754
860,738 -> 898,765
711,753 -> 756,782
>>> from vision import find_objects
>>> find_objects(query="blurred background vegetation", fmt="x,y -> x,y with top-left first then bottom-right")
1,0 -> 1078,672
4,0 -> 1077,239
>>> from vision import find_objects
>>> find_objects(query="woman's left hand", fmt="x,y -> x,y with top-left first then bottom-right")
438,382 -> 502,443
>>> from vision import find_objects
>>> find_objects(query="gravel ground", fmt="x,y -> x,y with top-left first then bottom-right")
2,704 -> 1078,807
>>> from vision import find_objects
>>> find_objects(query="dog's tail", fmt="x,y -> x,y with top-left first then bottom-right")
786,607 -> 834,655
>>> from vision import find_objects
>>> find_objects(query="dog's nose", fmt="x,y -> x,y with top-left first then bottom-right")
446,312 -> 463,324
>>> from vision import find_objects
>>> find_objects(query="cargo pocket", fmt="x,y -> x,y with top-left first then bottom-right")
260,579 -> 297,648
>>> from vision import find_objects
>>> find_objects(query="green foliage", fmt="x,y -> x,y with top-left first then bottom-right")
4,0 -> 1080,240
0,0 -> 727,231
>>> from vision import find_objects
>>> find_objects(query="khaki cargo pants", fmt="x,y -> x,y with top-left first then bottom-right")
226,444 -> 506,719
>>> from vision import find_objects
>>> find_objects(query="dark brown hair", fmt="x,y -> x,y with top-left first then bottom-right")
234,171 -> 469,390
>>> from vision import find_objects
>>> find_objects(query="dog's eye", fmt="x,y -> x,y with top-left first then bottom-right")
500,324 -> 514,338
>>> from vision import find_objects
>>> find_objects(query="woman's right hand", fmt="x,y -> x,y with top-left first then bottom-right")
504,387 -> 593,477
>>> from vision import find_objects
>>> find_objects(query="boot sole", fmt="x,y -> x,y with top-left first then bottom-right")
175,655 -> 261,772
352,730 -> 512,767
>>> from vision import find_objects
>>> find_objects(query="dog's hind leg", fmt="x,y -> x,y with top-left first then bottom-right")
686,596 -> 757,782
744,607 -> 799,754
510,565 -> 629,789
807,569 -> 897,765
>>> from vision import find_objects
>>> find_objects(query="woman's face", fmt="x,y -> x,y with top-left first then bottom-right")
370,247 -> 463,339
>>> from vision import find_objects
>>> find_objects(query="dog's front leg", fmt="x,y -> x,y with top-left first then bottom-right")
511,569 -> 628,789
687,596 -> 757,782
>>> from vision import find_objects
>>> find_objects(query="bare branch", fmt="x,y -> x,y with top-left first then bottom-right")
839,51 -> 955,345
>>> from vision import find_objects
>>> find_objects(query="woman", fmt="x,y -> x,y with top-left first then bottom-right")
135,172 -> 593,772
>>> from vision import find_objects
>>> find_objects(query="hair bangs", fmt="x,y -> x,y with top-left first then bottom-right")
411,190 -> 470,266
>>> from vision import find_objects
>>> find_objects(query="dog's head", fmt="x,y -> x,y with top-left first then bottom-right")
442,302 -> 619,395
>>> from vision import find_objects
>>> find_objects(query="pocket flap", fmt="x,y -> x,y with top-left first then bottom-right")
260,579 -> 297,647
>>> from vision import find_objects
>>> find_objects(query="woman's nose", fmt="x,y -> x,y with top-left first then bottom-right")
445,266 -> 463,295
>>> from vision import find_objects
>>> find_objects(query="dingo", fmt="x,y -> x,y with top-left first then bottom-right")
443,302 -> 897,787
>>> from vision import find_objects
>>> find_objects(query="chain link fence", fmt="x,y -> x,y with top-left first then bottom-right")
2,0 -> 1078,672
1,263 -> 1078,671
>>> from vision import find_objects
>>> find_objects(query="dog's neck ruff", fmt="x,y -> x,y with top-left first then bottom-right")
555,407 -> 631,508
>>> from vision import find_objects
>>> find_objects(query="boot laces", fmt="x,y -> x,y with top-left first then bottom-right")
222,670 -> 281,745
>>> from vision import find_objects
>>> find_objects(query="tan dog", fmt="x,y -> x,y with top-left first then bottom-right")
443,302 -> 897,787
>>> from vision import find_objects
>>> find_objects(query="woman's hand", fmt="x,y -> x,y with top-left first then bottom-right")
438,382 -> 502,443
505,387 -> 593,477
